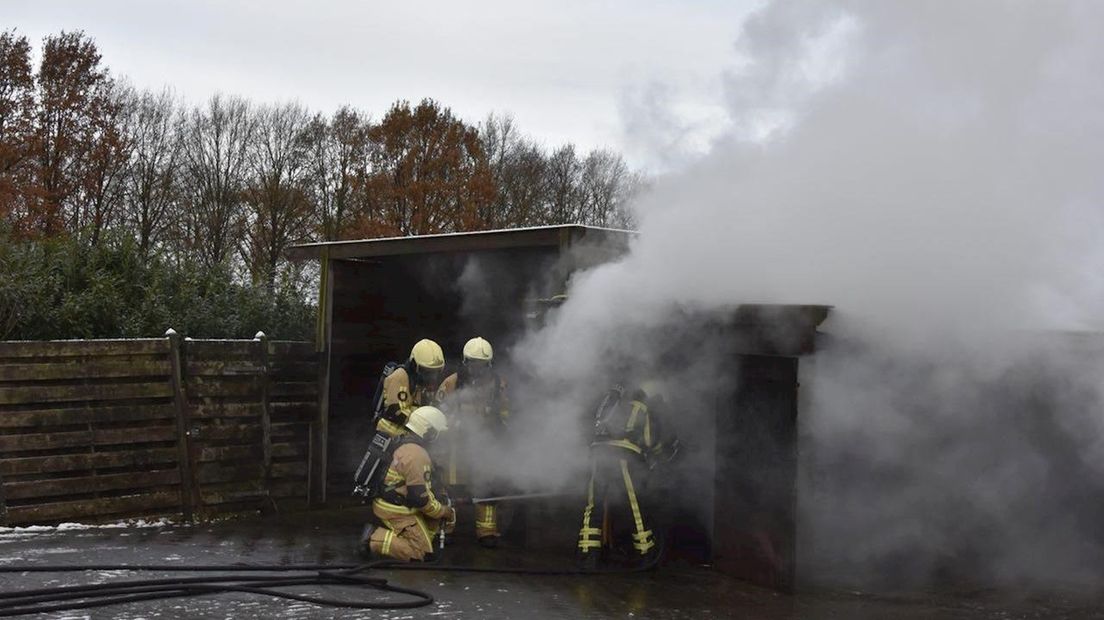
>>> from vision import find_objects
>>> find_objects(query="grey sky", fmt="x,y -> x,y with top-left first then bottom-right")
5,0 -> 759,170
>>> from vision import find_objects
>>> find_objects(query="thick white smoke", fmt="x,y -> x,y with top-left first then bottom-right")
504,0 -> 1104,588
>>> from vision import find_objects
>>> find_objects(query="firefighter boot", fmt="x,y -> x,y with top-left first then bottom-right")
576,550 -> 599,572
637,544 -> 660,569
358,524 -> 378,559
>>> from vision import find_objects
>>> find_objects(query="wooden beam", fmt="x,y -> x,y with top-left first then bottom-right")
166,329 -> 195,522
0,426 -> 178,452
309,250 -> 333,507
0,360 -> 171,382
191,423 -> 262,443
0,339 -> 169,358
0,448 -> 179,477
256,332 -> 272,493
182,340 -> 258,357
197,445 -> 262,463
3,470 -> 182,501
0,466 -> 7,526
0,382 -> 173,405
287,226 -> 594,261
5,491 -> 181,524
189,402 -> 263,419
0,404 -> 176,428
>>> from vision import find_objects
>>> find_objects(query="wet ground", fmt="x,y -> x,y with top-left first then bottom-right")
0,508 -> 1102,619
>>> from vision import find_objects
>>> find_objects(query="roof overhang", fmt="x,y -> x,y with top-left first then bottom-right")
287,225 -> 636,261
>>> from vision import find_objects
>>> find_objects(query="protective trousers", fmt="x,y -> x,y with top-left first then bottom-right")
445,428 -> 503,540
474,502 -> 498,540
441,479 -> 501,540
577,448 -> 656,557
368,502 -> 437,561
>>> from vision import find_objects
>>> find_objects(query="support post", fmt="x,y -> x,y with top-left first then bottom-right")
0,468 -> 8,526
255,331 -> 272,490
166,328 -> 196,522
309,249 -> 333,507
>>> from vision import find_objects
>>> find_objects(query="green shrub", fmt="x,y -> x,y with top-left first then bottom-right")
0,232 -> 316,341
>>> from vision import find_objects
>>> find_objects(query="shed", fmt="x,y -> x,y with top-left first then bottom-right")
290,224 -> 830,591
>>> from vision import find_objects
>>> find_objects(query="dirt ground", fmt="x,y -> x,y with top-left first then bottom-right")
0,508 -> 1101,619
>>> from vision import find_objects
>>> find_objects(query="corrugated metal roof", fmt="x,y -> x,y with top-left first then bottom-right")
287,224 -> 636,260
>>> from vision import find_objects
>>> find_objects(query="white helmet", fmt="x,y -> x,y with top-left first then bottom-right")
462,337 -> 493,364
405,405 -> 448,443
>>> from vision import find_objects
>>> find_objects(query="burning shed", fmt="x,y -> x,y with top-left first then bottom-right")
290,224 -> 830,590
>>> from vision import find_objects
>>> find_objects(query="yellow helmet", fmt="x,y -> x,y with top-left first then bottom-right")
462,337 -> 493,364
409,339 -> 445,371
639,380 -> 663,400
405,405 -> 448,443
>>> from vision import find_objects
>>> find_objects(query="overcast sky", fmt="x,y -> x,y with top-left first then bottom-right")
5,0 -> 760,170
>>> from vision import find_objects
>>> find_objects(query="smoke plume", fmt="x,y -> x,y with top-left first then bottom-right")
498,0 -> 1104,589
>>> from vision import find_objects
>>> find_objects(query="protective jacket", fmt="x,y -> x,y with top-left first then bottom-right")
367,438 -> 454,561
578,384 -> 672,559
377,366 -> 437,438
592,384 -> 670,461
436,367 -> 509,539
436,368 -> 509,431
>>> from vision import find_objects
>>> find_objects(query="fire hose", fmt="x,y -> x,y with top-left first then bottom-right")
0,493 -> 662,617
0,554 -> 663,617
438,492 -> 571,550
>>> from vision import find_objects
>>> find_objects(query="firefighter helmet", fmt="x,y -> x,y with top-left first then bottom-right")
462,337 -> 493,364
409,339 -> 445,371
406,405 -> 448,443
639,380 -> 663,400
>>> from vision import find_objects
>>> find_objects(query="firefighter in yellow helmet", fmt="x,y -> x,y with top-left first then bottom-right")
376,339 -> 446,438
436,337 -> 510,547
577,381 -> 677,569
361,405 -> 456,561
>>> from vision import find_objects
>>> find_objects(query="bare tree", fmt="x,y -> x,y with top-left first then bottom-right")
178,94 -> 254,270
543,144 -> 581,225
611,171 -> 645,229
478,115 -> 645,230
477,112 -> 521,228
124,87 -> 180,257
302,106 -> 368,241
578,149 -> 630,228
496,138 -> 547,227
241,101 -> 312,289
79,80 -> 133,244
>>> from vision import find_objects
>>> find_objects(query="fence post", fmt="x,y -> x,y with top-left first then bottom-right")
255,332 -> 272,493
166,329 -> 195,522
0,468 -> 7,527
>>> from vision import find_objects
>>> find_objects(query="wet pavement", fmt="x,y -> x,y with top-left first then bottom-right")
0,508 -> 1102,619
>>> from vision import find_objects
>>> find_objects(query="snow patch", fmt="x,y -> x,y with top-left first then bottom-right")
0,518 -> 174,537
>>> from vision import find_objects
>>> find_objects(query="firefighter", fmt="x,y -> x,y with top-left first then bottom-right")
436,336 -> 509,547
361,405 -> 456,561
576,381 -> 677,569
377,339 -> 446,438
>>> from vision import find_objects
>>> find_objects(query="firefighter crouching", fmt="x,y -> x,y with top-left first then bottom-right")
436,337 -> 509,548
377,339 -> 446,438
577,382 -> 678,569
361,406 -> 456,561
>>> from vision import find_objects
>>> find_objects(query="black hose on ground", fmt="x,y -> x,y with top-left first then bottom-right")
0,561 -> 432,617
0,541 -> 664,616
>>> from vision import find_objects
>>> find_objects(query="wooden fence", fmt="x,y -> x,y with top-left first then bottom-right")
0,332 -> 319,525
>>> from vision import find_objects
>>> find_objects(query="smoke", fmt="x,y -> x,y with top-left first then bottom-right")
486,0 -> 1104,589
